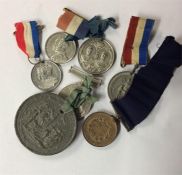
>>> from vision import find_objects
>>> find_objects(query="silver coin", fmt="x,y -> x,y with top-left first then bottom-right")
78,38 -> 115,75
15,93 -> 77,155
59,82 -> 92,118
45,32 -> 77,64
108,71 -> 134,101
31,60 -> 62,91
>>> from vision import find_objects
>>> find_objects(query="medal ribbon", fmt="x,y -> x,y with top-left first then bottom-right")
57,8 -> 117,41
57,8 -> 89,40
121,16 -> 155,66
113,36 -> 182,131
14,21 -> 41,58
62,76 -> 98,113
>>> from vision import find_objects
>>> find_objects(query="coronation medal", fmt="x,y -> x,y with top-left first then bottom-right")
45,32 -> 77,64
78,38 -> 115,75
14,21 -> 62,91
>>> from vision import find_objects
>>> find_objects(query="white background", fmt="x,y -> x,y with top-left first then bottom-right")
0,0 -> 182,174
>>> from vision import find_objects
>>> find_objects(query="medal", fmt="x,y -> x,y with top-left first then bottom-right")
108,71 -> 134,101
45,32 -> 77,64
82,112 -> 119,147
108,65 -> 139,101
31,60 -> 62,91
78,38 -> 115,75
15,93 -> 77,155
14,21 -> 62,91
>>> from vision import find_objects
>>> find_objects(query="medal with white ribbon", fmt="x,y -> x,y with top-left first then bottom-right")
14,21 -> 62,91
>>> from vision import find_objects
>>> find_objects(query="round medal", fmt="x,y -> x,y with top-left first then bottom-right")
108,71 -> 134,101
15,93 -> 77,155
31,60 -> 62,91
82,112 -> 119,147
78,38 -> 115,75
45,32 -> 77,64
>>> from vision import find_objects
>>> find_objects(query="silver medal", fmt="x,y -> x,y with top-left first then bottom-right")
15,93 -> 77,155
78,38 -> 115,75
45,32 -> 77,64
108,71 -> 134,101
31,60 -> 62,91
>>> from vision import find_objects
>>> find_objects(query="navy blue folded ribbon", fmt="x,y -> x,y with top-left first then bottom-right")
111,36 -> 182,131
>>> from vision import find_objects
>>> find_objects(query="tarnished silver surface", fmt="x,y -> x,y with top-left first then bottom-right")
78,38 -> 115,75
108,71 -> 134,101
45,32 -> 77,64
15,93 -> 77,155
59,83 -> 92,118
31,60 -> 62,91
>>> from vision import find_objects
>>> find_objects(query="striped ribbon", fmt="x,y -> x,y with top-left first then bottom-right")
121,16 -> 155,66
14,21 -> 41,58
57,8 -> 89,40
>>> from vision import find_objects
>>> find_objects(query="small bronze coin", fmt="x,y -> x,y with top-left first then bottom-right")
82,112 -> 119,147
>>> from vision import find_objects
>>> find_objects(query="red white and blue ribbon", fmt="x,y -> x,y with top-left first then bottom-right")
121,16 -> 155,66
14,21 -> 41,58
57,8 -> 89,40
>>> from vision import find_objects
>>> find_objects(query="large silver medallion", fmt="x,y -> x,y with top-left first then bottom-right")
45,32 -> 77,64
108,71 -> 134,101
59,83 -> 92,119
31,60 -> 62,91
78,38 -> 115,75
15,93 -> 77,155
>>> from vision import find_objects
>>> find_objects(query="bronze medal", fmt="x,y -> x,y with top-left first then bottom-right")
82,112 -> 119,147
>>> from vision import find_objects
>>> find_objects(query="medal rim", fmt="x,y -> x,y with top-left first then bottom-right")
14,92 -> 77,155
78,38 -> 116,75
45,32 -> 77,64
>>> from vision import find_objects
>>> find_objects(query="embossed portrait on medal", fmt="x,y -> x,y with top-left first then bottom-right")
78,38 -> 115,74
51,38 -> 69,63
36,63 -> 58,89
31,61 -> 62,91
45,32 -> 77,64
